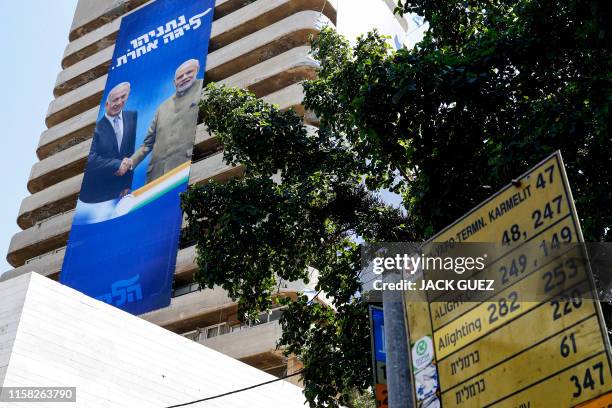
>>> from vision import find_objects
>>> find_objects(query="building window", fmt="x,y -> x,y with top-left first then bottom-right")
206,326 -> 218,339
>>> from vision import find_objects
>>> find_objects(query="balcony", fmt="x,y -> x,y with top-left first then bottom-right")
46,10 -> 331,127
8,153 -> 237,266
1,247 -> 67,282
10,111 -> 320,268
64,0 -> 335,66
1,244 -> 197,286
20,85 -> 307,233
141,274 -> 317,333
68,0 -> 250,43
37,72 -> 305,161
37,107 -> 97,160
57,0 -> 334,95
187,306 -> 305,379
29,48 -> 316,195
195,320 -> 283,361
141,286 -> 237,332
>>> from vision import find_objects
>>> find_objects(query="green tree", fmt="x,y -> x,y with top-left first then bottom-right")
182,0 -> 611,406
184,83 -> 410,407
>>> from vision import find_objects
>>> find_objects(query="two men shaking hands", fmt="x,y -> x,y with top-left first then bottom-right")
79,59 -> 201,203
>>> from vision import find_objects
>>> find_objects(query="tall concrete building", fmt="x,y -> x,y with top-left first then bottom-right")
3,0 -> 407,383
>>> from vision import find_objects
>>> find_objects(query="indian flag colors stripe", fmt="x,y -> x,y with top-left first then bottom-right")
130,161 -> 191,212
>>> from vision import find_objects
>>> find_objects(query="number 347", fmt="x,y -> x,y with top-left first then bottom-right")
570,362 -> 605,398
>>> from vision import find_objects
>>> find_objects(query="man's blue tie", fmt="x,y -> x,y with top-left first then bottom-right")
113,115 -> 123,151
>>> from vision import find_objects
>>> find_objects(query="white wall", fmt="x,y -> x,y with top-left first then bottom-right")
0,274 -> 29,387
0,273 -> 307,407
336,0 -> 427,48
337,0 -> 408,48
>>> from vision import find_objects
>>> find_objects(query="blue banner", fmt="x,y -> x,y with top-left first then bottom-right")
61,0 -> 214,315
372,307 -> 386,363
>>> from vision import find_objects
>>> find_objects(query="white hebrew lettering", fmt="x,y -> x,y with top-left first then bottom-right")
136,33 -> 151,46
173,26 -> 187,40
116,55 -> 128,67
146,39 -> 158,52
162,31 -> 175,44
117,8 -> 211,68
188,8 -> 212,30
135,45 -> 147,57
164,19 -> 178,33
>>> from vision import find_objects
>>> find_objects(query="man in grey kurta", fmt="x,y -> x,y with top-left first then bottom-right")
131,59 -> 202,184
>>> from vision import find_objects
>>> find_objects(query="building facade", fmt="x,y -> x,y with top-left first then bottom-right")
3,0 -> 406,383
0,272 -> 310,407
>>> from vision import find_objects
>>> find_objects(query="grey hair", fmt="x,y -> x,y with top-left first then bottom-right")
106,82 -> 131,102
175,59 -> 200,75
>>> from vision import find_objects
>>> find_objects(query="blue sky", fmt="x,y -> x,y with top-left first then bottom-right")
0,1 -> 78,273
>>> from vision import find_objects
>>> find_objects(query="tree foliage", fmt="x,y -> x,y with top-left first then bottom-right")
182,0 -> 611,406
183,82 -> 409,407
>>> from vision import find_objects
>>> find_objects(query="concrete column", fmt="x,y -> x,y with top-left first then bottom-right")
383,269 -> 413,408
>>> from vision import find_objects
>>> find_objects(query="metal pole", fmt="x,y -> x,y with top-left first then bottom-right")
382,269 -> 413,408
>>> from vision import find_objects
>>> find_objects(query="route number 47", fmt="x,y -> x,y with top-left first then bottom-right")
570,362 -> 605,397
536,164 -> 555,189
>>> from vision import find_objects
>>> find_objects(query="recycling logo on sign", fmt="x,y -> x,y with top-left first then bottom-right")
411,335 -> 434,372
416,339 -> 428,355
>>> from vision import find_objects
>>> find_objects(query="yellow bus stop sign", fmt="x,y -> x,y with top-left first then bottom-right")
403,151 -> 612,407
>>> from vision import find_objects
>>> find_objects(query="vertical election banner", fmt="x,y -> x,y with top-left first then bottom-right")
61,0 -> 214,315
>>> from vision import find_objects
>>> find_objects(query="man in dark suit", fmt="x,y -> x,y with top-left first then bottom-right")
80,82 -> 138,203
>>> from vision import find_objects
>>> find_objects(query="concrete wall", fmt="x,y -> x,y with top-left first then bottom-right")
0,273 -> 28,387
0,272 -> 308,407
70,0 -> 118,36
201,320 -> 283,360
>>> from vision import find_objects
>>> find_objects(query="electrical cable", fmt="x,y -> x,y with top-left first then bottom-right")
163,370 -> 304,407
318,0 -> 328,18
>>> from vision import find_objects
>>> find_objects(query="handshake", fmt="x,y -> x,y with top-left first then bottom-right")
115,157 -> 134,176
